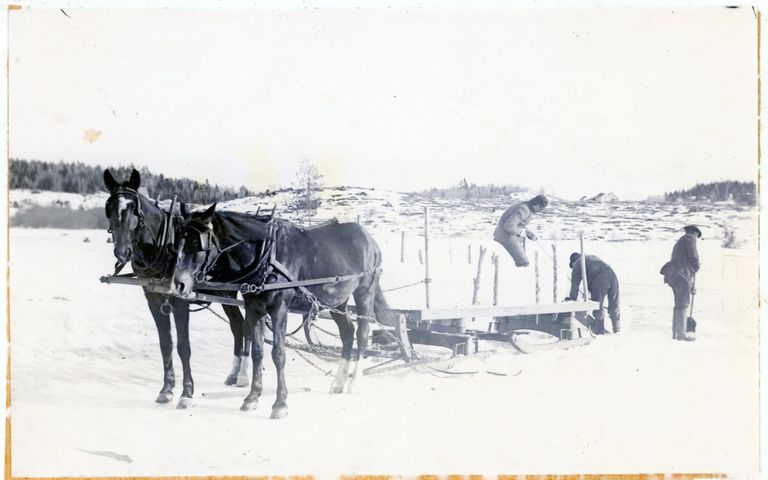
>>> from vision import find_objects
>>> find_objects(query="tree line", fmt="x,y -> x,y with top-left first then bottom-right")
419,179 -> 528,200
664,181 -> 756,205
10,159 -> 257,203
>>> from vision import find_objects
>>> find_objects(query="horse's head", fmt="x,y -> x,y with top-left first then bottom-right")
171,202 -> 218,299
104,168 -> 142,264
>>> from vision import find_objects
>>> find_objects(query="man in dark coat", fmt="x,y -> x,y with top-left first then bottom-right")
660,225 -> 701,341
566,253 -> 620,334
493,194 -> 548,267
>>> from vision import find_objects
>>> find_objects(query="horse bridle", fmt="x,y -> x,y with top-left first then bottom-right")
176,222 -> 220,282
106,187 -> 173,275
177,218 -> 276,287
106,187 -> 145,233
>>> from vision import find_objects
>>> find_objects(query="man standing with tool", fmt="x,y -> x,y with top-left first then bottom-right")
493,194 -> 548,267
660,225 -> 701,342
565,253 -> 621,334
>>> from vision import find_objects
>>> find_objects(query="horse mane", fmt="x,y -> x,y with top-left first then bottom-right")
299,218 -> 340,230
138,193 -> 163,216
209,210 -> 274,245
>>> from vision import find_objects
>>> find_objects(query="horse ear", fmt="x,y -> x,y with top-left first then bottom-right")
128,169 -> 141,190
202,203 -> 217,221
103,169 -> 118,191
180,202 -> 189,217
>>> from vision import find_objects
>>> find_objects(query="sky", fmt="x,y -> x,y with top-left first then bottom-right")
7,5 -> 759,200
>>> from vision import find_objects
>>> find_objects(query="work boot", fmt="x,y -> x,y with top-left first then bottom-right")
591,314 -> 606,335
676,331 -> 696,342
673,308 -> 695,341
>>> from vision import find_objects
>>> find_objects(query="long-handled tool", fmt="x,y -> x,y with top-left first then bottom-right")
686,276 -> 697,333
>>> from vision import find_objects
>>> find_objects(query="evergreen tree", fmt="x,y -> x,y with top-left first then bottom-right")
664,181 -> 755,205
9,158 -> 258,203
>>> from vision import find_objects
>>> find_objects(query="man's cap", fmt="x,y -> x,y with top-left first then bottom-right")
569,252 -> 581,268
530,194 -> 549,208
683,225 -> 703,238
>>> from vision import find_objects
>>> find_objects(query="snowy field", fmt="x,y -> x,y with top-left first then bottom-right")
8,208 -> 759,476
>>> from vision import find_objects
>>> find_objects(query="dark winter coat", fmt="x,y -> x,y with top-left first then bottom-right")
660,234 -> 700,286
569,255 -> 618,300
493,202 -> 534,240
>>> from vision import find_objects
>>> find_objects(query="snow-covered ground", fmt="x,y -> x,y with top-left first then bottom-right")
9,195 -> 759,477
9,189 -> 109,216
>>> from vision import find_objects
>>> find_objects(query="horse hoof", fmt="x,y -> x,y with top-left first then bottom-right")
176,397 -> 193,409
241,400 -> 258,412
329,384 -> 345,394
224,375 -> 238,386
236,376 -> 249,388
155,392 -> 173,404
270,406 -> 288,419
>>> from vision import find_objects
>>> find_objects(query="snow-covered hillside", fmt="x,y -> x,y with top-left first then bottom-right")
11,186 -> 757,244
10,189 -> 109,215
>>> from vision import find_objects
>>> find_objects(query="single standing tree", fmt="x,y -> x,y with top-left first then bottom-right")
291,159 -> 324,225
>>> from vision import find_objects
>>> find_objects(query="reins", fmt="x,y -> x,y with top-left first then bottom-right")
181,216 -> 278,289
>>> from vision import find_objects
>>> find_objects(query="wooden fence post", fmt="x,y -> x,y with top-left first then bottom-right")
580,233 -> 589,302
472,246 -> 487,305
492,253 -> 499,306
535,250 -> 540,304
552,243 -> 558,302
468,244 -> 472,265
424,207 -> 431,309
400,231 -> 405,263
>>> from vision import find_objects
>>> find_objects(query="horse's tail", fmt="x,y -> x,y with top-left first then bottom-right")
373,280 -> 396,327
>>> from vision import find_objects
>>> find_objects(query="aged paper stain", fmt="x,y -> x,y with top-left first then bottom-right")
83,129 -> 102,144
77,449 -> 133,463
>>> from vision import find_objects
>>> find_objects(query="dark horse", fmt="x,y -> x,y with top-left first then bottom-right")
170,204 -> 394,418
103,169 -> 252,409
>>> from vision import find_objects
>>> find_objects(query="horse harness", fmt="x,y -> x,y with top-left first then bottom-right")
181,218 -> 382,311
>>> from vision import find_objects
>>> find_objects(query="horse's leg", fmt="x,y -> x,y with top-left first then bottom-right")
269,301 -> 289,419
241,336 -> 252,386
241,306 -> 265,412
349,289 -> 374,393
329,301 -> 354,394
222,304 -> 250,387
173,299 -> 194,409
144,290 -> 175,404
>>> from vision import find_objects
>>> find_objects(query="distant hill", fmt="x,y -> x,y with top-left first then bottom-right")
9,159 -> 257,204
665,181 -> 755,205
9,183 -> 757,243
417,179 -> 529,200
580,192 -> 619,203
